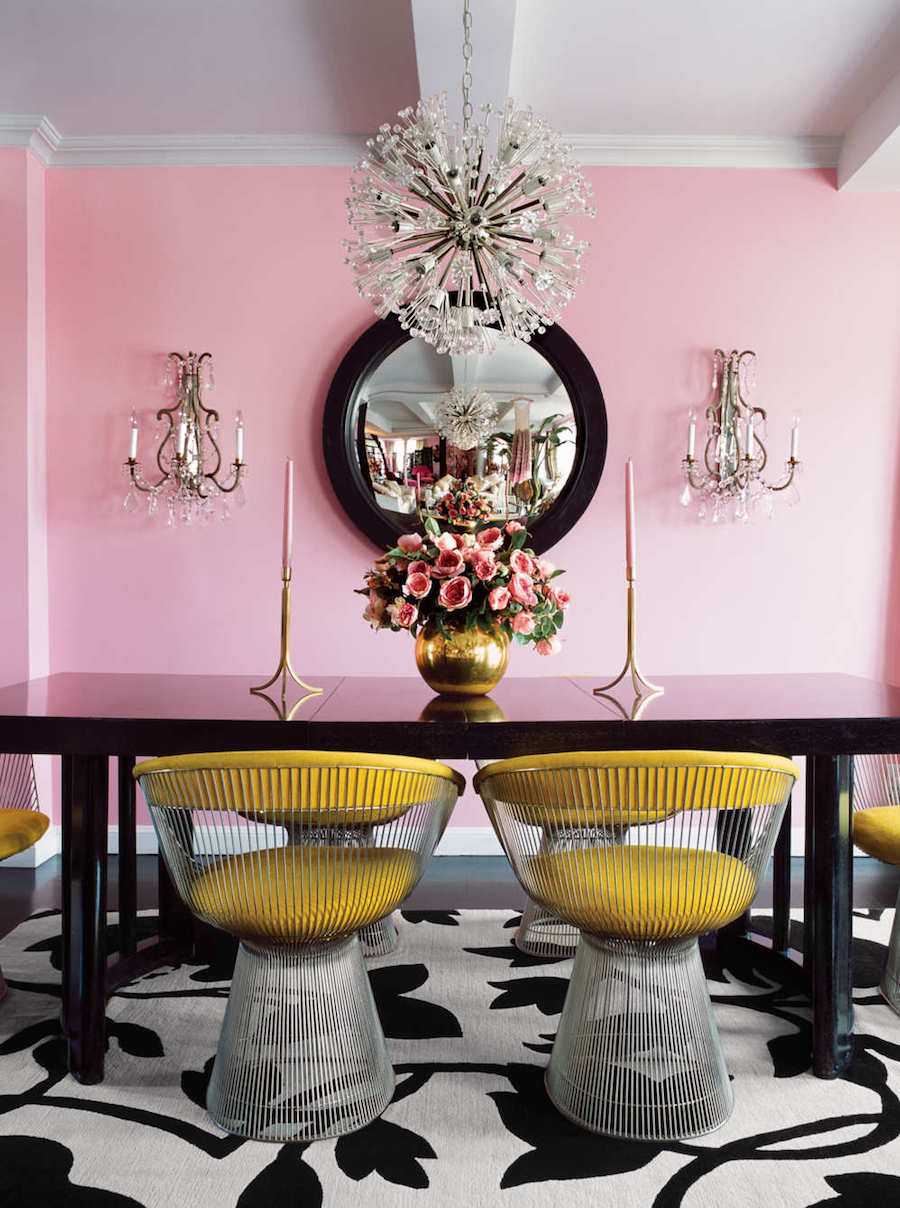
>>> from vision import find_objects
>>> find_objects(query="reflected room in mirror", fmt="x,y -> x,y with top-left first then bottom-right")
323,316 -> 607,555
361,338 -> 576,530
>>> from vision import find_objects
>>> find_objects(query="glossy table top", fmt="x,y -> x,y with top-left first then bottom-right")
1,671 -> 900,758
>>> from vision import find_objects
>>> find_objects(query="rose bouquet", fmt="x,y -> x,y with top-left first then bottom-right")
357,517 -> 570,656
432,480 -> 493,526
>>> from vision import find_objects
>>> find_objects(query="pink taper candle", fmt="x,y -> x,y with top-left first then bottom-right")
625,458 -> 636,578
282,458 -> 294,570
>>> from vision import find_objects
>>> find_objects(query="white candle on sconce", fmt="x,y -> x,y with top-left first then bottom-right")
791,415 -> 800,460
128,413 -> 138,460
235,411 -> 244,462
687,409 -> 696,459
176,419 -> 187,457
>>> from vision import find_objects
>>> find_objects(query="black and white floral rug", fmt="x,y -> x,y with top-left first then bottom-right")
1,908 -> 899,1207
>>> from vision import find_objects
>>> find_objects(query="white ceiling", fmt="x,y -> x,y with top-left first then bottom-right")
1,0 -> 899,184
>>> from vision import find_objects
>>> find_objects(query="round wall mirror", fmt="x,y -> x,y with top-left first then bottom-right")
323,316 -> 607,555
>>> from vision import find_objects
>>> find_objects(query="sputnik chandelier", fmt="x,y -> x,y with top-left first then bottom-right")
123,351 -> 246,525
435,386 -> 498,450
680,348 -> 801,522
344,0 -> 594,356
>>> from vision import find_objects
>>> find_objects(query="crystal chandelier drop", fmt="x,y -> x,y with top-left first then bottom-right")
680,349 -> 801,523
344,0 -> 594,356
123,351 -> 247,525
435,386 -> 498,450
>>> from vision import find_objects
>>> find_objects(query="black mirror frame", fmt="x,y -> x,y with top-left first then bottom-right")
322,314 -> 607,555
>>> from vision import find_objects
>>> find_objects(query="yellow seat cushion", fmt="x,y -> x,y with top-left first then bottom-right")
0,810 -> 50,862
188,844 -> 419,943
853,807 -> 900,866
475,751 -> 797,829
527,845 -> 757,941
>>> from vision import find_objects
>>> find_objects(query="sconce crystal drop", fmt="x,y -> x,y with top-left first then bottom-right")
680,349 -> 801,522
343,0 -> 593,356
123,351 -> 246,525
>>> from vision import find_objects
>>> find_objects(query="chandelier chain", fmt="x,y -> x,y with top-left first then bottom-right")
461,0 -> 473,130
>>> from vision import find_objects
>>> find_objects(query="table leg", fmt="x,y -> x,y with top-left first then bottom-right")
117,756 -> 137,958
61,753 -> 109,1084
811,753 -> 854,1078
803,760 -> 815,974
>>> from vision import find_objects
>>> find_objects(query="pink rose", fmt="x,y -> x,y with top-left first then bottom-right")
403,571 -> 432,599
472,551 -> 497,581
406,560 -> 430,578
397,532 -> 424,552
435,532 -> 458,551
476,526 -> 504,551
433,547 -> 465,578
459,533 -> 477,548
509,572 -> 538,607
536,635 -> 562,656
509,549 -> 534,576
387,599 -> 418,628
510,610 -> 535,634
549,586 -> 571,610
438,576 -> 472,611
488,586 -> 510,611
461,545 -> 478,564
536,559 -> 555,580
505,520 -> 525,534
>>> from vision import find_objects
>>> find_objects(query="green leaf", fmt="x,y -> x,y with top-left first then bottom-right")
424,516 -> 441,538
547,568 -> 565,580
509,529 -> 527,550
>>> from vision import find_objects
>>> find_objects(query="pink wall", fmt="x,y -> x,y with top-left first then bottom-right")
45,165 -> 900,697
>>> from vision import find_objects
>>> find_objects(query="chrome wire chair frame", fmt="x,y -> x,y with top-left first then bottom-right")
475,752 -> 797,1140
852,753 -> 900,1014
0,753 -> 48,1002
136,753 -> 461,1141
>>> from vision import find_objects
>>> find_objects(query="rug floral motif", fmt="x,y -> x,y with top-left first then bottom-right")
0,908 -> 899,1207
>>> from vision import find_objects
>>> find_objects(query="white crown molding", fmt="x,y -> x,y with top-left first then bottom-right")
0,114 -> 61,164
0,115 -> 842,169
566,132 -> 842,169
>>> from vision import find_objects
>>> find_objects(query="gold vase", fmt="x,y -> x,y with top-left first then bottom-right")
414,616 -> 509,696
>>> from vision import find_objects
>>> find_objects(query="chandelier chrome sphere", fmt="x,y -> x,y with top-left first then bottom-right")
344,0 -> 594,356
436,386 -> 498,450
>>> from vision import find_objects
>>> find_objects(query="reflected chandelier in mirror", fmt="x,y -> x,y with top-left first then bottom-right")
323,316 -> 606,555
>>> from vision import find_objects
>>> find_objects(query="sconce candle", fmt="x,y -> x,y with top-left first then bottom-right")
791,416 -> 800,460
128,414 -> 138,461
687,411 -> 696,459
625,459 -> 636,577
235,412 -> 244,462
282,458 -> 294,570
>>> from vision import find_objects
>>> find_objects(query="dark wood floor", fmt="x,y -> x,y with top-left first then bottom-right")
0,855 -> 896,944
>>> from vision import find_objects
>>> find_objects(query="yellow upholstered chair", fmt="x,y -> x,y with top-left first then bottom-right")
852,754 -> 900,1013
135,750 -> 463,1141
475,750 -> 798,1140
0,753 -> 50,1001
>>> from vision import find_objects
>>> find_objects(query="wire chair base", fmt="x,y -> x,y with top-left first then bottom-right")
881,884 -> 900,1016
360,912 -> 399,958
515,897 -> 579,958
546,934 -> 733,1141
207,933 -> 394,1141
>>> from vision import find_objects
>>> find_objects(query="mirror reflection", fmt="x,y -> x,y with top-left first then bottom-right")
353,337 -> 577,530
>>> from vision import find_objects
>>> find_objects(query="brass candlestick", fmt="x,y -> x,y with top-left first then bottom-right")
250,568 -> 323,709
594,568 -> 662,697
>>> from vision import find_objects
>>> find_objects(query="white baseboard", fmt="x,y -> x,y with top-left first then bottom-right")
434,827 -> 503,856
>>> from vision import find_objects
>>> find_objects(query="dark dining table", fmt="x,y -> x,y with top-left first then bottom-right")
1,669 -> 898,1086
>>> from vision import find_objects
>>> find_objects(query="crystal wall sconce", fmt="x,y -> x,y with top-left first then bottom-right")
680,348 -> 800,522
123,351 -> 246,525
